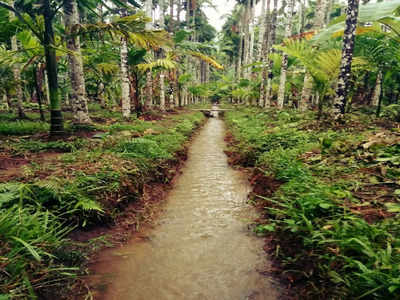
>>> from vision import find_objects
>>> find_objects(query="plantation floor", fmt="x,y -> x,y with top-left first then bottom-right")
87,117 -> 281,300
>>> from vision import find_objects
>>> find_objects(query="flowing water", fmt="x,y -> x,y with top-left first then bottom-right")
90,117 -> 280,300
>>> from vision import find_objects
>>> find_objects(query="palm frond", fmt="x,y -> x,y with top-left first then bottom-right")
136,58 -> 177,72
185,51 -> 224,70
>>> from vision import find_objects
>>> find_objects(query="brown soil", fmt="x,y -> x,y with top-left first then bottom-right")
0,153 -> 29,170
249,168 -> 282,199
0,151 -> 61,182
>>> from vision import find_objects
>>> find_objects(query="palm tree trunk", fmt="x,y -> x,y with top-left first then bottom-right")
315,0 -> 328,29
237,20 -> 243,80
242,1 -> 250,78
64,0 -> 91,124
145,0 -> 153,30
169,0 -> 174,32
332,0 -> 360,118
257,0 -> 266,62
259,0 -> 271,107
10,9 -> 26,119
145,71 -> 153,109
372,70 -> 382,106
119,2 -> 131,118
2,94 -> 9,111
177,0 -> 181,25
300,0 -> 329,111
34,65 -> 46,121
44,72 -> 50,105
277,0 -> 295,109
326,0 -> 333,24
248,0 -> 256,68
43,0 -> 63,135
299,72 -> 313,111
160,72 -> 166,111
120,36 -> 130,118
99,82 -> 106,108
144,0 -> 153,110
265,0 -> 278,106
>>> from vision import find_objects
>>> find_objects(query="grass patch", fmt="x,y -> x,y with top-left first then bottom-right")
225,107 -> 400,299
0,121 -> 49,135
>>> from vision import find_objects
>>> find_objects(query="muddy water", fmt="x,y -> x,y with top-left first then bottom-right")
91,118 -> 279,300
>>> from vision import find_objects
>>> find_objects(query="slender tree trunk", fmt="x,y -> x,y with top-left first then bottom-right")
297,0 -> 304,34
64,0 -> 91,124
257,0 -> 266,61
259,0 -> 271,107
2,94 -> 9,111
145,71 -> 153,109
34,65 -> 46,121
332,0 -> 360,118
120,37 -> 130,118
242,1 -> 250,78
6,90 -> 12,111
372,70 -> 382,106
315,0 -> 328,29
129,73 -> 140,114
43,0 -> 63,135
277,0 -> 295,109
237,19 -> 243,80
10,10 -> 26,119
44,72 -> 50,105
145,0 -> 153,30
119,2 -> 131,118
169,0 -> 174,32
300,0 -> 329,111
326,0 -> 333,24
99,82 -> 106,108
299,72 -> 313,111
160,0 -> 165,28
174,69 -> 180,107
176,0 -> 181,25
144,0 -> 153,110
160,72 -> 166,111
376,77 -> 384,117
248,0 -> 255,68
265,0 -> 278,106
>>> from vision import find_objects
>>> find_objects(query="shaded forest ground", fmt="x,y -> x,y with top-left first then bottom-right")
224,107 -> 400,300
0,105 -> 205,299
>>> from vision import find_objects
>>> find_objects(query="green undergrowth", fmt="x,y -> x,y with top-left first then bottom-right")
0,121 -> 50,136
225,108 -> 400,299
0,110 -> 205,299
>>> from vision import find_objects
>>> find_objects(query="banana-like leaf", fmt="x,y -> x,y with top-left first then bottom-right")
313,0 -> 400,42
379,16 -> 400,39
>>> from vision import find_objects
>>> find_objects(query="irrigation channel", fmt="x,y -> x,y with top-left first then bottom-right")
90,113 -> 280,300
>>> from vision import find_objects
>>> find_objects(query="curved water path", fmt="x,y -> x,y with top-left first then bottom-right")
90,118 -> 279,300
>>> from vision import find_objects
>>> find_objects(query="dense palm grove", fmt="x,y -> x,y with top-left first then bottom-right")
0,0 -> 400,299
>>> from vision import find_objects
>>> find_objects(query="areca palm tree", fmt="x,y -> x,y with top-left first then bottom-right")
277,0 -> 295,109
332,0 -> 360,118
64,0 -> 91,124
276,39 -> 367,115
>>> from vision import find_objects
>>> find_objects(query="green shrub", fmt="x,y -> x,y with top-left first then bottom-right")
0,121 -> 49,135
117,138 -> 172,160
